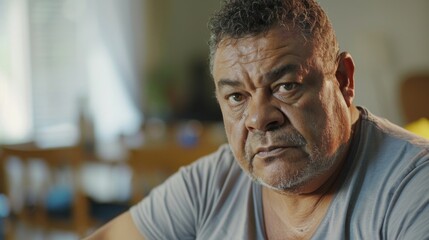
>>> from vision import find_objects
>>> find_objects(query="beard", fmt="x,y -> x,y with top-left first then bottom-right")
252,144 -> 342,193
243,122 -> 348,193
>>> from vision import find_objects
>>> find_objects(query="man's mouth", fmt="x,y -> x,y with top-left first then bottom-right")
255,145 -> 304,159
252,144 -> 306,164
256,146 -> 288,158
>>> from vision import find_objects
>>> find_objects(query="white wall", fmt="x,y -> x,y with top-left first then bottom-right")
319,0 -> 429,125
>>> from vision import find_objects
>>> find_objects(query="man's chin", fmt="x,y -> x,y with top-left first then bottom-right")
252,173 -> 312,194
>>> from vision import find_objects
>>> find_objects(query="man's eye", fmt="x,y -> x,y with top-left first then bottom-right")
227,93 -> 244,103
279,83 -> 299,92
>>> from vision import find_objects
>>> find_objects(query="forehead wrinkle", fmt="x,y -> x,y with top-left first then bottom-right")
216,48 -> 300,90
238,48 -> 304,89
214,28 -> 315,90
236,44 -> 292,66
217,34 -> 293,64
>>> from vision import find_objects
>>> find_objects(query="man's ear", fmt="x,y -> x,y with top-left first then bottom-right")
335,52 -> 355,107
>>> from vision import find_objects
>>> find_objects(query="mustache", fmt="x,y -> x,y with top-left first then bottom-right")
245,128 -> 307,161
252,128 -> 306,146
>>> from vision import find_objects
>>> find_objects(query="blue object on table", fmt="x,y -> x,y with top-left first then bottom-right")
0,194 -> 8,240
0,194 -> 9,218
46,186 -> 72,211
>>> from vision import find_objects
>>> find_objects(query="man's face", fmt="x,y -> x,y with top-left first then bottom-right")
213,27 -> 353,193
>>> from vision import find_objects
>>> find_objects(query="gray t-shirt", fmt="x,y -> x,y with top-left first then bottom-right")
130,108 -> 429,239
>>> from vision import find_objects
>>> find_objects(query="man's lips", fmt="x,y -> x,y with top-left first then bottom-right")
255,146 -> 299,158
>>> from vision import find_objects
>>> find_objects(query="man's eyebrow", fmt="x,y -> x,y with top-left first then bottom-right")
216,64 -> 298,90
216,78 -> 243,90
265,64 -> 299,82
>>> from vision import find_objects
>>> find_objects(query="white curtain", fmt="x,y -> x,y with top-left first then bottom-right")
0,0 -> 32,143
0,0 -> 146,149
81,0 -> 145,159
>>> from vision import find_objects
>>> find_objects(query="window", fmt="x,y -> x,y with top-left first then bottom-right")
0,0 -> 143,149
0,0 -> 32,143
28,0 -> 84,146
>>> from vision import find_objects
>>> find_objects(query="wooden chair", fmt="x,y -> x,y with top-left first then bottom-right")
400,73 -> 429,124
128,130 -> 222,204
0,144 -> 90,239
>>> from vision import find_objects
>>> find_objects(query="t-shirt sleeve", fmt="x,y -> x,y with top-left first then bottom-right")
130,165 -> 200,239
385,158 -> 429,239
129,146 -> 232,240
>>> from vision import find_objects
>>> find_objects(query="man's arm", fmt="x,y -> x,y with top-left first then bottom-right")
84,211 -> 145,240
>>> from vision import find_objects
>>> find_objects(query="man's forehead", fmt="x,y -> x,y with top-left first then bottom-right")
213,27 -> 311,69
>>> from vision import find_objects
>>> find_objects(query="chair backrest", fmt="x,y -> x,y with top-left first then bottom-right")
0,144 -> 90,238
400,73 -> 429,124
127,141 -> 220,204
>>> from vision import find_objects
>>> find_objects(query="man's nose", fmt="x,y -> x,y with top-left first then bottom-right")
244,94 -> 285,132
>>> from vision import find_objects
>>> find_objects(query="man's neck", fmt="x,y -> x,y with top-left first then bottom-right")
263,186 -> 334,239
262,173 -> 338,240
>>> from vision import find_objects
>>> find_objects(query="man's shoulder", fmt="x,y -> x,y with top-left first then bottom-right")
349,107 -> 429,193
180,143 -> 245,186
322,108 -> 429,239
360,107 -> 429,153
186,143 -> 237,171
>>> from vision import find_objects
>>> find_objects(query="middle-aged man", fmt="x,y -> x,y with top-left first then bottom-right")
86,0 -> 429,239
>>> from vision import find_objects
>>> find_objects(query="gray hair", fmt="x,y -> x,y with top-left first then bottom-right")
208,0 -> 339,75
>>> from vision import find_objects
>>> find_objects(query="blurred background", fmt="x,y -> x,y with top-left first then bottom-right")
0,0 -> 428,239
1,0 -> 428,146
